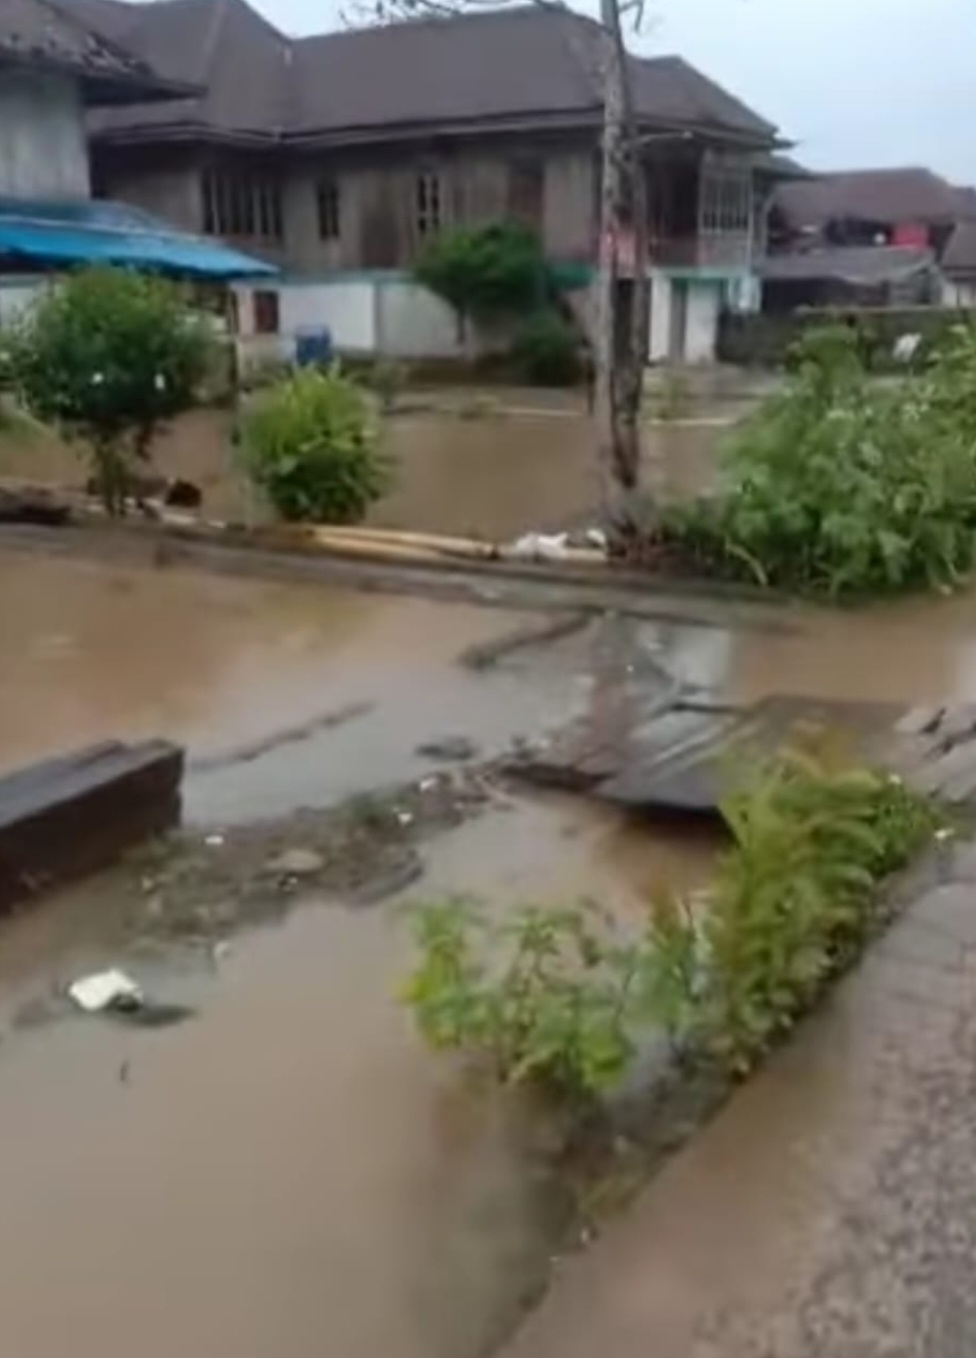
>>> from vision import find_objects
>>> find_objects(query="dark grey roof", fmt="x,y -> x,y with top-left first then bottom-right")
0,0 -> 183,103
62,0 -> 779,144
759,244 -> 935,286
754,151 -> 809,179
774,167 -> 962,230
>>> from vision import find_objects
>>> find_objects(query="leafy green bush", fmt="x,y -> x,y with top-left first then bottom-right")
5,268 -> 212,513
511,309 -> 581,386
403,745 -> 941,1100
644,745 -> 941,1074
414,222 -> 550,327
238,366 -> 388,522
402,897 -> 639,1102
663,324 -> 976,596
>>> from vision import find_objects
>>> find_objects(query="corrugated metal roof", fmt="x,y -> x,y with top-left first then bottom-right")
759,245 -> 934,286
0,197 -> 275,278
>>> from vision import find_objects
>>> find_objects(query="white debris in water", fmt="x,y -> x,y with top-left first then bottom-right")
396,810 -> 414,826
418,777 -> 438,792
508,531 -> 570,562
204,833 -> 225,847
935,827 -> 954,842
584,527 -> 609,552
68,969 -> 142,1014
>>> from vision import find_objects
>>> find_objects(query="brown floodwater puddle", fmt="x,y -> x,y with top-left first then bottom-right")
0,550 -> 588,824
6,523 -> 976,1355
0,793 -> 715,1358
0,401 -> 723,540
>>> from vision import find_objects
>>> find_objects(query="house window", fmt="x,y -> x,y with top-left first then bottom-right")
700,172 -> 751,234
317,178 -> 340,240
203,169 -> 283,242
416,171 -> 442,237
252,289 -> 280,335
508,157 -> 544,226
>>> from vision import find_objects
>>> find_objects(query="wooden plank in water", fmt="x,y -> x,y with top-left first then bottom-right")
0,740 -> 184,910
598,695 -> 903,816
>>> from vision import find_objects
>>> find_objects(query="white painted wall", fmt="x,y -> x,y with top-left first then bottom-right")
684,282 -> 721,363
280,281 -> 376,352
235,275 -> 471,361
648,270 -> 672,362
0,71 -> 89,199
377,281 -> 459,358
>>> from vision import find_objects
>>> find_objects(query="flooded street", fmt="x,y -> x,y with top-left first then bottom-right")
6,394 -> 976,1355
0,546 -> 718,1358
0,398 -> 720,539
0,794 -> 709,1358
0,551 -> 583,823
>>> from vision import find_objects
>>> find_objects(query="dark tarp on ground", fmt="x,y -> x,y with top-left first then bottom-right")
0,198 -> 276,280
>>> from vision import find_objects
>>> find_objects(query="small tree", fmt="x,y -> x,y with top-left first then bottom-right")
6,268 -> 213,514
414,221 -> 550,352
238,366 -> 389,523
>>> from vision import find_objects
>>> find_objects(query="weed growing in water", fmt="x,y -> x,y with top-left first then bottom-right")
402,744 -> 943,1101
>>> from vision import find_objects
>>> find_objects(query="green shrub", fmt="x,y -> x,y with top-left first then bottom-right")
402,897 -> 640,1102
403,744 -> 941,1100
511,310 -> 581,386
414,222 -> 550,328
5,268 -> 213,513
663,324 -> 976,597
238,366 -> 389,523
643,744 -> 941,1074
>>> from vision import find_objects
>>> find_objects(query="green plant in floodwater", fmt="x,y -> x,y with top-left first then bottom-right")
238,365 -> 390,523
661,323 -> 976,598
403,746 -> 942,1097
638,743 -> 943,1074
402,897 -> 641,1102
3,268 -> 213,515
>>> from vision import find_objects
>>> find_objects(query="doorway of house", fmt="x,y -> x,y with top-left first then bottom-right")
668,279 -> 688,362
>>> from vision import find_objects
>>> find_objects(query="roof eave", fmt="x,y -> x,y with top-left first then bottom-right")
91,109 -> 781,152
0,51 -> 196,106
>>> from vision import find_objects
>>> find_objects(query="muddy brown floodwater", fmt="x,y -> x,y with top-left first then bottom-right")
0,546 -> 720,1358
10,482 -> 976,1355
0,399 -> 722,540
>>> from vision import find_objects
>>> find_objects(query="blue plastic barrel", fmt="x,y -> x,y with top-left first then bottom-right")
295,325 -> 333,368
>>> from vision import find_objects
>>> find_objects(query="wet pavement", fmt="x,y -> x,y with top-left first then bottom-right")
502,844 -> 976,1358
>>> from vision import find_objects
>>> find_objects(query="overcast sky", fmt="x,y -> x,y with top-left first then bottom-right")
204,0 -> 976,182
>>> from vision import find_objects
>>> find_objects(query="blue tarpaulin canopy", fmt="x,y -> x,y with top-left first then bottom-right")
0,198 -> 276,280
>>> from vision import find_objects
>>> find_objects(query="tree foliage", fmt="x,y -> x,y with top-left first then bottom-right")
413,221 -> 551,324
238,366 -> 389,523
663,324 -> 976,597
5,268 -> 212,513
